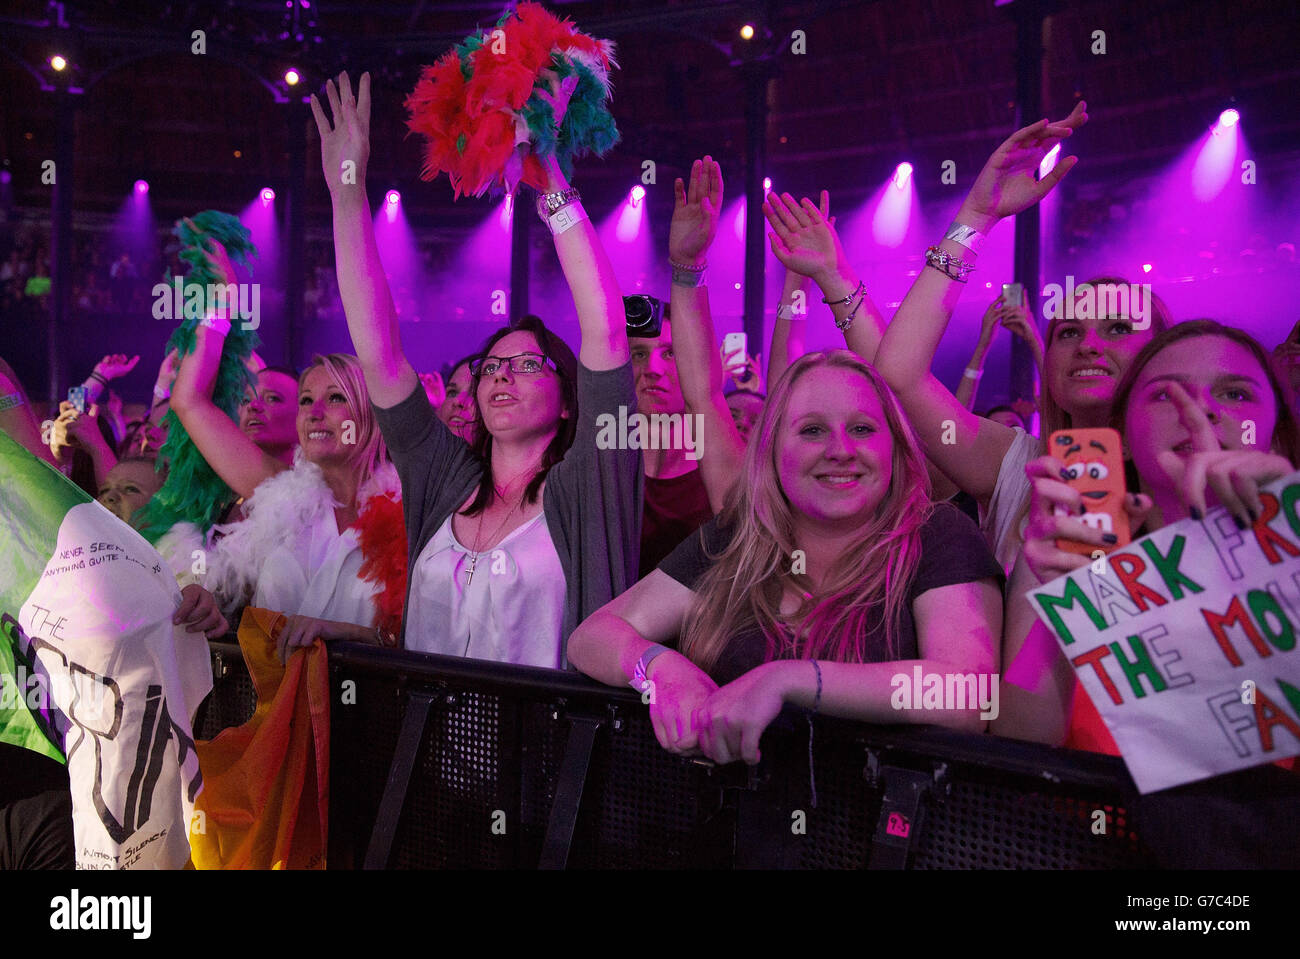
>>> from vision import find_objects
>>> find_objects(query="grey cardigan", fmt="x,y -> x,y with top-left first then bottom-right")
372,361 -> 643,665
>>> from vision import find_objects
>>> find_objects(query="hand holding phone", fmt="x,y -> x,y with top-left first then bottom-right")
1049,427 -> 1130,556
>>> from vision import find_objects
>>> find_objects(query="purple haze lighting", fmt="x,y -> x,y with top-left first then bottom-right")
893,162 -> 913,189
133,179 -> 149,194
1218,108 -> 1240,128
260,187 -> 275,204
629,185 -> 646,207
0,171 -> 10,184
498,193 -> 514,230
1039,143 -> 1061,180
1192,120 -> 1239,201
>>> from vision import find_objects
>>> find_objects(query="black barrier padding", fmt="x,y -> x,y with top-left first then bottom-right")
196,639 -> 1166,869
193,642 -> 257,741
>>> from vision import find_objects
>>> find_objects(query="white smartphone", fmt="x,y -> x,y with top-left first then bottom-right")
722,332 -> 747,371
1002,282 -> 1024,306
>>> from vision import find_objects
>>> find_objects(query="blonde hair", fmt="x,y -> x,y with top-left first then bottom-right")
301,353 -> 388,490
680,351 -> 934,672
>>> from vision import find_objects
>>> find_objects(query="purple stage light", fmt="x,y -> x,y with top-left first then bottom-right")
1218,108 -> 1240,128
893,162 -> 913,189
260,187 -> 275,204
499,194 -> 514,230
284,69 -> 300,86
0,171 -> 10,184
630,184 -> 646,207
134,179 -> 149,194
50,55 -> 68,72
1142,262 -> 1153,273
386,190 -> 401,206
763,177 -> 772,193
1039,143 -> 1061,180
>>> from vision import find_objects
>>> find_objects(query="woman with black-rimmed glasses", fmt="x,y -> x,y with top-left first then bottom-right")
313,71 -> 641,667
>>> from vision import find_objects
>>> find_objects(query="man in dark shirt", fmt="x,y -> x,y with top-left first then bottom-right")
630,313 -> 714,577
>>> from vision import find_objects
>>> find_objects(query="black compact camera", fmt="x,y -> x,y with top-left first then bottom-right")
623,294 -> 664,338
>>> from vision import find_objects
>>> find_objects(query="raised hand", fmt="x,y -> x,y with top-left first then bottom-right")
722,348 -> 764,392
668,156 -> 723,268
419,371 -> 446,408
977,296 -> 1006,347
763,190 -> 844,285
94,354 -> 140,381
1156,381 -> 1294,526
957,101 -> 1088,234
309,71 -> 372,197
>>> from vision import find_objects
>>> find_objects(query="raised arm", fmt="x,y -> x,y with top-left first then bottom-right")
0,357 -> 57,466
764,190 -> 887,362
767,266 -> 811,389
311,71 -> 418,408
875,103 -> 1087,503
533,76 -> 627,371
666,156 -> 745,512
955,297 -> 1004,412
168,242 -> 286,500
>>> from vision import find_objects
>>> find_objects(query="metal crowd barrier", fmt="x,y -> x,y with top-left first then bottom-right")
195,639 -> 1161,869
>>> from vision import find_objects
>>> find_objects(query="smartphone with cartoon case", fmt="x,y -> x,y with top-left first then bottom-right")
1049,427 -> 1129,556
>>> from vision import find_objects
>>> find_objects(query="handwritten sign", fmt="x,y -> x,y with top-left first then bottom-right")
1029,470 -> 1300,793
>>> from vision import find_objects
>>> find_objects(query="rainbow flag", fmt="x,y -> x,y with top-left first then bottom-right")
0,431 -> 210,868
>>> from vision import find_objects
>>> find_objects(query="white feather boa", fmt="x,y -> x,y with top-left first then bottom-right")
203,451 -> 400,616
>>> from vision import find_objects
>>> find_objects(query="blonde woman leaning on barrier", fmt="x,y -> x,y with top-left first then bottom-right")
569,351 -> 1004,765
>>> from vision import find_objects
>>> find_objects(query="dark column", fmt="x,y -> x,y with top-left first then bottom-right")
1010,1 -> 1050,407
741,62 -> 771,352
48,89 -> 77,402
510,194 -> 530,321
285,100 -> 307,366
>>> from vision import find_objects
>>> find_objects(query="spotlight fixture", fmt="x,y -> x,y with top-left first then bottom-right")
763,177 -> 772,192
1142,263 -> 1153,274
1218,108 -> 1240,128
134,179 -> 149,194
284,69 -> 300,86
50,55 -> 68,72
629,185 -> 646,206
893,162 -> 913,189
740,24 -> 755,40
260,187 -> 276,203
385,190 -> 401,205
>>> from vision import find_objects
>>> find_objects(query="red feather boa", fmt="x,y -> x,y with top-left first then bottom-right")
354,492 -> 408,644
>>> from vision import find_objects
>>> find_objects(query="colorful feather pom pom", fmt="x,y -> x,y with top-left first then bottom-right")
354,490 -> 409,642
405,1 -> 620,198
137,211 -> 258,543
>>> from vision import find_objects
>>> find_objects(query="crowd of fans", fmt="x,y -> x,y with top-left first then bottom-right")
4,72 -> 1300,868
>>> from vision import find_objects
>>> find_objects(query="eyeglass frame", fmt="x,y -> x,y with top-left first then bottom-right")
469,352 -> 559,378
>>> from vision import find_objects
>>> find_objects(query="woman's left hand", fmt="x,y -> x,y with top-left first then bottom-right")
695,662 -> 791,765
174,585 -> 229,638
1158,381 -> 1295,525
668,156 -> 723,267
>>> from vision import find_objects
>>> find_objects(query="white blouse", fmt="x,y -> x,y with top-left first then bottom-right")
404,510 -> 566,669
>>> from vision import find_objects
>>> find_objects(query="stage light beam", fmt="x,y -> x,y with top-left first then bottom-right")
134,179 -> 149,194
893,162 -> 913,189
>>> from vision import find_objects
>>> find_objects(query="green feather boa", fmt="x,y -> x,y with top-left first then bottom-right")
138,211 -> 259,543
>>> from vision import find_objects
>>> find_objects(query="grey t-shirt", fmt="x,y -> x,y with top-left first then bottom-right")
372,361 -> 643,666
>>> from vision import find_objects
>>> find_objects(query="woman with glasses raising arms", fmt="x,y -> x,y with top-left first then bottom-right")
312,71 -> 640,668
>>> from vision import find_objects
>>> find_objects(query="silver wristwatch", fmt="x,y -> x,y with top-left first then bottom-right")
536,188 -> 581,221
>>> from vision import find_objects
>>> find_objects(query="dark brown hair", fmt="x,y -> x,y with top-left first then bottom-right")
462,314 -> 579,516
